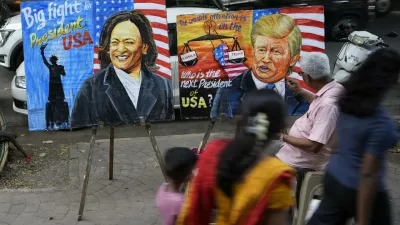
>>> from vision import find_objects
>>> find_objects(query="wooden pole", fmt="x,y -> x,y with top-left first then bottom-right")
140,117 -> 167,181
109,126 -> 114,180
78,126 -> 98,221
197,119 -> 216,153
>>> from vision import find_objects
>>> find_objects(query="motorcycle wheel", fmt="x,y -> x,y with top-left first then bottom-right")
376,0 -> 392,18
331,17 -> 361,42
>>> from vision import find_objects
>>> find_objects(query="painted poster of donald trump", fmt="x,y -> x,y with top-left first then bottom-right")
210,13 -> 310,118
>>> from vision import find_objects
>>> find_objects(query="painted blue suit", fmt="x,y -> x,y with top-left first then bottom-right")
210,69 -> 309,119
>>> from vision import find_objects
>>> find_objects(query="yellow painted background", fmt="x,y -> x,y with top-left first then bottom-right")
177,11 -> 254,79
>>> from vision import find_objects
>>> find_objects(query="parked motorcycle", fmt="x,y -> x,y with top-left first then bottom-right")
333,26 -> 398,84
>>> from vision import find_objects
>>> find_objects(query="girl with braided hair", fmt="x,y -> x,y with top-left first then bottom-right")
176,89 -> 295,225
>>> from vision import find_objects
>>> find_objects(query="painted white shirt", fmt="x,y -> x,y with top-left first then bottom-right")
114,66 -> 142,108
251,71 -> 286,98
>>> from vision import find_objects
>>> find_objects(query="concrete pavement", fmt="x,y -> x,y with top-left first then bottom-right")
0,132 -> 399,225
0,133 -> 233,225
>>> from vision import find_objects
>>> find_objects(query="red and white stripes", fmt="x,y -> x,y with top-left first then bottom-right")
222,44 -> 249,78
135,0 -> 171,79
282,6 -> 325,79
93,0 -> 171,79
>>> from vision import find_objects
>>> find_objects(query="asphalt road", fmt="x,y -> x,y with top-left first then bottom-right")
0,12 -> 400,146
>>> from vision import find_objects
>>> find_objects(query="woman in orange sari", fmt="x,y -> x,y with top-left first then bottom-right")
176,89 -> 295,225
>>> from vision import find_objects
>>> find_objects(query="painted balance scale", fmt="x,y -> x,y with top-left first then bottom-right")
179,19 -> 247,67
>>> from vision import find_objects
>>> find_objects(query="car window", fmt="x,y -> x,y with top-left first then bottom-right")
168,23 -> 177,56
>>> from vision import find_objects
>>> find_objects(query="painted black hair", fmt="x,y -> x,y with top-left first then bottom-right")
164,147 -> 198,184
339,48 -> 400,117
98,10 -> 159,72
217,89 -> 286,197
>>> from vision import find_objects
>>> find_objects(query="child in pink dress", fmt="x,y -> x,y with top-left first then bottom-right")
156,147 -> 198,225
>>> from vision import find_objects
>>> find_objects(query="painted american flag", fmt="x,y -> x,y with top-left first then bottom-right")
213,42 -> 249,79
93,0 -> 171,79
254,6 -> 325,92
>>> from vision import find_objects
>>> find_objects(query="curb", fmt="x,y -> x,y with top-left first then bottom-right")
78,132 -> 231,144
0,187 -> 58,193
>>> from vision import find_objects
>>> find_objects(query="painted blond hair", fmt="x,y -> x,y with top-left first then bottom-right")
251,14 -> 302,66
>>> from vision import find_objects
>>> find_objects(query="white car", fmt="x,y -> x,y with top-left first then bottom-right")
0,14 -> 23,71
9,7 -> 221,115
11,61 -> 27,115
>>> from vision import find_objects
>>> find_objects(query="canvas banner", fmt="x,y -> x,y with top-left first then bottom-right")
176,6 -> 325,119
21,0 -> 95,131
21,0 -> 173,131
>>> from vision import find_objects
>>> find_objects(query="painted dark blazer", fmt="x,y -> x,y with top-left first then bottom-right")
71,64 -> 173,127
210,69 -> 309,119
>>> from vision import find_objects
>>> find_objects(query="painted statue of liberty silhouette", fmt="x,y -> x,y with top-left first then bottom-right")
40,44 -> 69,129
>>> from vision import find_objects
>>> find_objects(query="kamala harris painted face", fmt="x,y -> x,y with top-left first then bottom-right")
109,20 -> 148,73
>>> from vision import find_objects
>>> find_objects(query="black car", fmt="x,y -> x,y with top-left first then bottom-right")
375,0 -> 395,17
218,0 -> 374,41
2,0 -> 20,18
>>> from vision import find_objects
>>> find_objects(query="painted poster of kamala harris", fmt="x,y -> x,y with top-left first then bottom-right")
71,10 -> 174,128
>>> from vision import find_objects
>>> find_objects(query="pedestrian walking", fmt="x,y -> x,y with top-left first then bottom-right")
176,89 -> 295,225
308,48 -> 400,225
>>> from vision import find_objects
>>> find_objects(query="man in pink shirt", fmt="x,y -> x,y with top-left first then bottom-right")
276,52 -> 344,205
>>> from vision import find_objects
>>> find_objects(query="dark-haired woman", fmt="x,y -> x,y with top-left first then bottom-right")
176,89 -> 295,225
308,48 -> 400,225
71,10 -> 173,128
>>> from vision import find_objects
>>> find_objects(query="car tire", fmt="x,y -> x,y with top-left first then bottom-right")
376,0 -> 392,18
15,50 -> 23,70
330,16 -> 361,42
